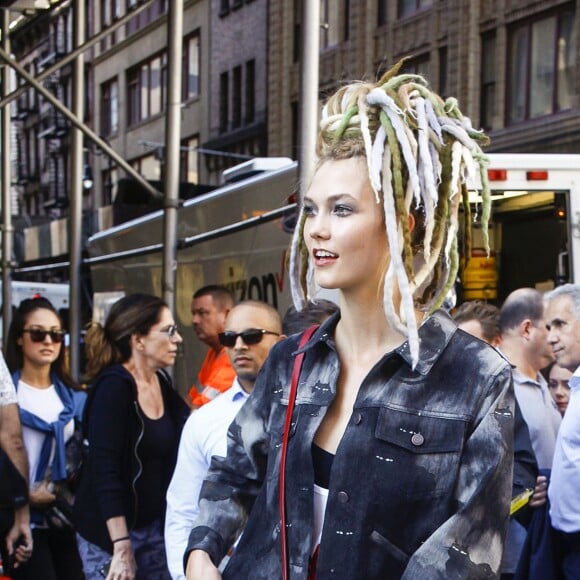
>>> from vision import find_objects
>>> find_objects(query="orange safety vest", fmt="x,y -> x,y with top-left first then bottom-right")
188,347 -> 236,407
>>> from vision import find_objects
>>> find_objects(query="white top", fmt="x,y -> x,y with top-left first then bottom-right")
0,353 -> 17,407
549,368 -> 580,532
164,379 -> 249,580
312,484 -> 329,556
17,380 -> 74,484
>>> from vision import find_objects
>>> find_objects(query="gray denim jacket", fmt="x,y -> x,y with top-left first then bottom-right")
186,310 -> 514,579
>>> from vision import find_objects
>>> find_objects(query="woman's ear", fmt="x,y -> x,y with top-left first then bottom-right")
130,333 -> 144,351
408,212 -> 416,233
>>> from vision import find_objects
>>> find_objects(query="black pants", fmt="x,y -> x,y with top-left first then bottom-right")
11,527 -> 84,580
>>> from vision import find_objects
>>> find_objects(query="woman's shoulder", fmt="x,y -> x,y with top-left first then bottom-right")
88,364 -> 135,402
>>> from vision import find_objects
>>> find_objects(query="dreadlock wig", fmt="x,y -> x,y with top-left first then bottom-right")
289,61 -> 491,368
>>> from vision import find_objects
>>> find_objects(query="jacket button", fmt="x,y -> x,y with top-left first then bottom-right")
337,491 -> 349,503
411,433 -> 425,446
353,412 -> 362,425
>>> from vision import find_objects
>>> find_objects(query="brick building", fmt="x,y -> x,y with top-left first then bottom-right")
268,0 -> 579,158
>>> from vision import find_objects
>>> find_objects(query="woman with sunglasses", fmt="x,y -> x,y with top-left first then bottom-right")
185,63 -> 514,579
4,296 -> 86,580
73,293 -> 189,580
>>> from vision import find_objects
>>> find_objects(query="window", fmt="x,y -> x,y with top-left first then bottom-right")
101,0 -> 120,50
127,52 -> 167,126
232,65 -> 242,129
126,0 -> 167,36
102,166 -> 119,205
127,68 -> 141,126
220,0 -> 230,17
507,7 -> 576,124
404,54 -> 430,79
293,0 -> 301,63
480,33 -> 496,131
245,59 -> 255,124
180,136 -> 199,184
378,0 -> 388,26
291,101 -> 299,159
101,77 -> 119,136
320,0 -> 340,50
219,71 -> 229,133
132,153 -> 162,181
182,33 -> 200,101
398,0 -> 432,19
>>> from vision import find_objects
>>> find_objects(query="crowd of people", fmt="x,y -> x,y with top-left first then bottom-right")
0,65 -> 578,580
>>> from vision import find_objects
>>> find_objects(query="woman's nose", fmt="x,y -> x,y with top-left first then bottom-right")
307,214 -> 330,240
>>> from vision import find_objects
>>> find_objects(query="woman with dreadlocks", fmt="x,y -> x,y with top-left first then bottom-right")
184,64 -> 514,580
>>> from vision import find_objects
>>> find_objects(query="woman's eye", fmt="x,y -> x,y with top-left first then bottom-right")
333,204 -> 352,216
303,204 -> 316,217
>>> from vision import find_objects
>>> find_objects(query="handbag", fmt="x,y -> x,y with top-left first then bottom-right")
44,424 -> 85,531
279,325 -> 318,580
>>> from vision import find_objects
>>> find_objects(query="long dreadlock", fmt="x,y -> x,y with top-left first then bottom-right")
289,61 -> 490,368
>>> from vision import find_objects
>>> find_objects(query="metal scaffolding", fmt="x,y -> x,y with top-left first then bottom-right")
0,0 -> 182,381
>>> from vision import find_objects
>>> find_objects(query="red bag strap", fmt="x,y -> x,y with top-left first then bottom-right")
280,324 -> 319,580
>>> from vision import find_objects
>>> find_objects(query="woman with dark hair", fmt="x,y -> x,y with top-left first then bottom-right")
73,293 -> 189,580
5,296 -> 85,580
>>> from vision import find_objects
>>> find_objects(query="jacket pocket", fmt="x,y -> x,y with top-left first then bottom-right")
367,529 -> 409,579
374,407 -> 466,499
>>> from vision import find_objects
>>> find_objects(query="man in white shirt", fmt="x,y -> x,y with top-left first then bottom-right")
0,352 -> 33,570
499,288 -> 561,577
165,300 -> 285,579
545,283 -> 580,578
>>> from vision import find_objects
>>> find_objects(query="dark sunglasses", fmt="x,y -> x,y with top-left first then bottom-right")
23,328 -> 66,343
219,328 -> 280,347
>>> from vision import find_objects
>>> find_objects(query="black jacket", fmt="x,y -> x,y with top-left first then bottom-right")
73,364 -> 189,553
187,311 -> 515,579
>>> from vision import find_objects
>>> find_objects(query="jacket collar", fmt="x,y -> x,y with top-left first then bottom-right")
296,309 -> 457,376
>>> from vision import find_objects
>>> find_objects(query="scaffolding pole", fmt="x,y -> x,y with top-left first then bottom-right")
298,0 -> 320,197
1,9 -> 13,341
162,0 -> 184,315
68,0 -> 84,382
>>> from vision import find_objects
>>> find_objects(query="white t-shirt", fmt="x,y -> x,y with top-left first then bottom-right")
17,380 -> 74,483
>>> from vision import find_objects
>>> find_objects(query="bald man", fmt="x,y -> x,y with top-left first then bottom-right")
165,301 -> 285,579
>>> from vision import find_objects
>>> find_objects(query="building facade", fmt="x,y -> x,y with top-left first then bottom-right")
268,0 -> 579,158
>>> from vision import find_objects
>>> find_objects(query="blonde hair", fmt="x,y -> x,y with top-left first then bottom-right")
289,61 -> 491,367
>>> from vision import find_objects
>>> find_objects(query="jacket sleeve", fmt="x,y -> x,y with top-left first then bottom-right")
184,346 -> 280,568
402,362 -> 514,579
87,372 -> 134,521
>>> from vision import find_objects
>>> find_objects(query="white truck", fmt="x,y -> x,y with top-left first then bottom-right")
86,154 -> 580,393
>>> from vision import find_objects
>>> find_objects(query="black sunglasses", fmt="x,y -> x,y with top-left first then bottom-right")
23,328 -> 66,343
219,328 -> 280,347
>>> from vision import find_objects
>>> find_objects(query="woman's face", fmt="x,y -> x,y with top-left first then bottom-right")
303,157 -> 389,296
18,308 -> 63,369
137,307 -> 182,369
548,364 -> 572,416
